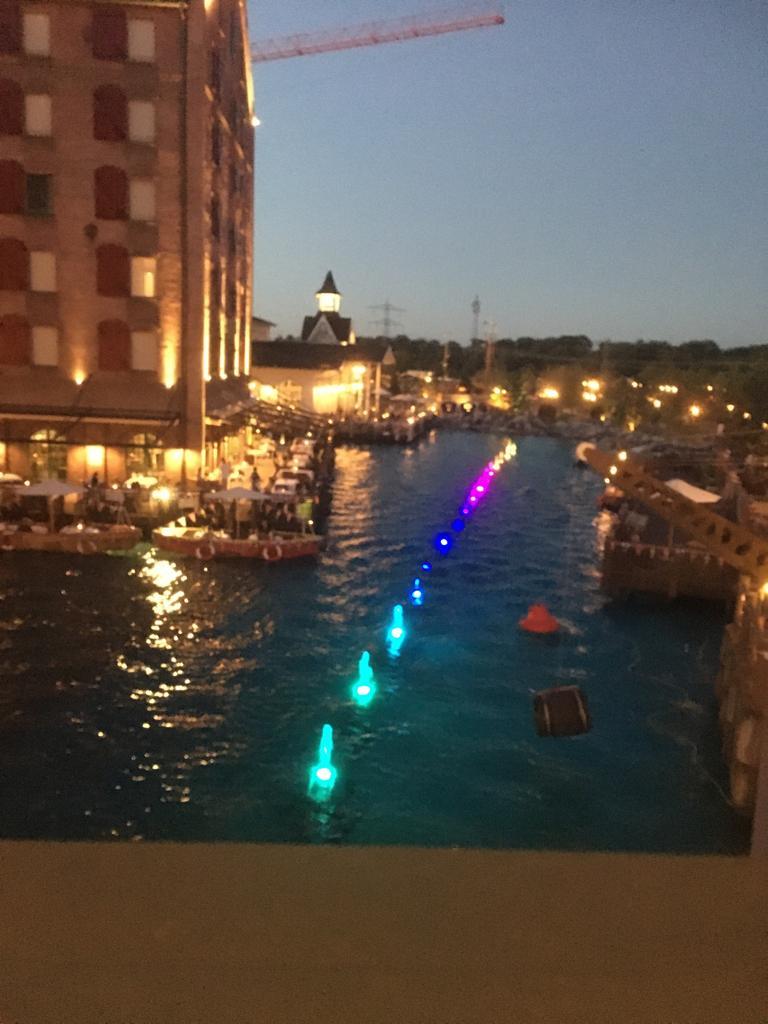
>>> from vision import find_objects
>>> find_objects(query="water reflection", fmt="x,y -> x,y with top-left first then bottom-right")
0,437 -> 750,852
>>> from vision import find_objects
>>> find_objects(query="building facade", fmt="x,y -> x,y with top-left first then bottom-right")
0,0 -> 253,483
251,273 -> 395,417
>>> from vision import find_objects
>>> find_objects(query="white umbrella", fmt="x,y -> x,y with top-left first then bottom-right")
22,479 -> 85,497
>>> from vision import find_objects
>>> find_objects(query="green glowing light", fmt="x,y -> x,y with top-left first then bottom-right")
308,723 -> 338,799
387,605 -> 406,656
351,651 -> 377,706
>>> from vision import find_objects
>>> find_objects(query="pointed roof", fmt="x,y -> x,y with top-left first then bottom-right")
317,271 -> 340,296
301,312 -> 352,344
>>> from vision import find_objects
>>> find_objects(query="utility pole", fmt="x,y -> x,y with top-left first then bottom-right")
471,295 -> 480,342
483,319 -> 497,388
369,300 -> 405,338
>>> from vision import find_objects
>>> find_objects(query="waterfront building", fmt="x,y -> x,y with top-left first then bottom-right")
251,272 -> 395,416
0,0 -> 254,484
251,315 -> 275,342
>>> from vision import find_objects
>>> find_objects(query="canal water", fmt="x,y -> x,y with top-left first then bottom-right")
0,434 -> 750,852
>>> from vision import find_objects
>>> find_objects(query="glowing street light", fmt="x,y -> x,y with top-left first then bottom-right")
689,404 -> 702,418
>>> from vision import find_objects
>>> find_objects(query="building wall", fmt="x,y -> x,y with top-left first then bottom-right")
0,0 -> 254,482
251,366 -> 365,417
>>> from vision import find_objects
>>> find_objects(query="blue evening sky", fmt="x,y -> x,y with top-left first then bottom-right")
247,1 -> 768,346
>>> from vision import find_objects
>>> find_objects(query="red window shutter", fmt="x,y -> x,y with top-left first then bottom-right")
0,314 -> 30,365
93,85 -> 127,142
0,77 -> 23,135
98,320 -> 131,370
0,160 -> 24,214
0,2 -> 21,55
96,244 -> 129,297
92,7 -> 127,61
0,237 -> 29,290
94,166 -> 127,219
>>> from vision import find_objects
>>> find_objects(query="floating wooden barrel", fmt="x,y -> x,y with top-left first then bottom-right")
533,685 -> 592,738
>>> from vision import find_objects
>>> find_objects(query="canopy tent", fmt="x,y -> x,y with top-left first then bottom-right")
11,478 -> 86,531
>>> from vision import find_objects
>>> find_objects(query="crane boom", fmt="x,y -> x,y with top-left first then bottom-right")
581,444 -> 768,583
252,3 -> 504,63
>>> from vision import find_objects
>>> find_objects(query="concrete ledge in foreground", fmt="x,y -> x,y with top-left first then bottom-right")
0,842 -> 766,1024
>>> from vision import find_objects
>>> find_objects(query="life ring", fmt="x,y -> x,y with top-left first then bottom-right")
261,543 -> 283,562
76,538 -> 98,555
196,541 -> 216,560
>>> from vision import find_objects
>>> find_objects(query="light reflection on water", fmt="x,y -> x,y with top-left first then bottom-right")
0,435 -> 751,852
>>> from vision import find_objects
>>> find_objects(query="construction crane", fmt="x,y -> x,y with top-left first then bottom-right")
251,2 -> 505,64
580,444 -> 768,584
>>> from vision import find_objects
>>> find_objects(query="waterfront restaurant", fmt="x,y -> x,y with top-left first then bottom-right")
0,0 -> 255,484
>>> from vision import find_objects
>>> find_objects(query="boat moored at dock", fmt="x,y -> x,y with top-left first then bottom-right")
152,525 -> 323,561
0,524 -> 141,554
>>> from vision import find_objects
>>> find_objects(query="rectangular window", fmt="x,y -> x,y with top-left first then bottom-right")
131,256 -> 156,298
128,101 -> 155,143
93,7 -> 127,61
129,179 -> 156,221
26,173 -> 51,216
25,94 -> 51,136
32,325 -> 58,366
131,330 -> 157,372
30,251 -> 56,292
128,19 -> 155,61
0,3 -> 21,54
211,121 -> 221,166
23,12 -> 50,56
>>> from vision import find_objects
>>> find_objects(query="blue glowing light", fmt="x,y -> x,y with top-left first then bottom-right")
410,578 -> 424,606
434,532 -> 453,553
308,723 -> 338,799
452,518 -> 465,532
469,495 -> 477,504
421,561 -> 432,572
387,604 -> 406,656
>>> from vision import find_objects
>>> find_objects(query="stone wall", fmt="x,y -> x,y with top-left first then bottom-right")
716,577 -> 768,815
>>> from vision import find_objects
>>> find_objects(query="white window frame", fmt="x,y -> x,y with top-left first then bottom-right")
30,251 -> 56,293
128,19 -> 155,62
129,179 -> 156,222
128,101 -> 155,144
131,257 -> 156,298
31,326 -> 59,366
25,94 -> 52,137
131,331 -> 158,372
23,12 -> 51,57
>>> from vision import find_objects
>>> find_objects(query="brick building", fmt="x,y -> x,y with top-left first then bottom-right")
0,0 -> 254,483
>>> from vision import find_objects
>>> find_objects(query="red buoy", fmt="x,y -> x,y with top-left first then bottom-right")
519,603 -> 560,634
